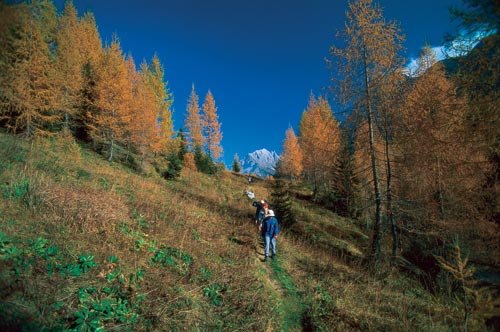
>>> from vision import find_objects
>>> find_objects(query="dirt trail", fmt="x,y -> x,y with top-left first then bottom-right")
250,229 -> 305,332
239,188 -> 305,331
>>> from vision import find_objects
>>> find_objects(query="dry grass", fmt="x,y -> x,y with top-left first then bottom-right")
43,184 -> 129,233
0,131 -> 493,331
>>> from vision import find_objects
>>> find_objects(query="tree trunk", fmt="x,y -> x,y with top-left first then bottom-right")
64,111 -> 69,130
362,45 -> 383,260
125,143 -> 130,162
26,114 -> 32,137
63,90 -> 69,130
384,132 -> 398,257
108,135 -> 114,162
312,164 -> 318,201
108,108 -> 115,162
437,156 -> 445,219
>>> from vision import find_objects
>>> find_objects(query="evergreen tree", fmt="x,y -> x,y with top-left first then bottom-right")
163,152 -> 182,180
232,154 -> 241,173
177,129 -> 188,162
331,131 -> 358,218
270,179 -> 295,229
194,145 -> 217,175
31,0 -> 58,46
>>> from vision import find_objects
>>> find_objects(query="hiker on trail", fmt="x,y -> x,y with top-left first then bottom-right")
258,201 -> 270,231
261,206 -> 279,262
244,189 -> 255,200
248,176 -> 252,184
252,199 -> 266,225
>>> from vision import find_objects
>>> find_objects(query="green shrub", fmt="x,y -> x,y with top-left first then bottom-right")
151,246 -> 192,274
1,179 -> 30,200
270,179 -> 295,229
305,285 -> 336,331
204,283 -> 225,306
193,146 -> 218,175
199,267 -> 213,282
162,152 -> 183,180
1,177 -> 42,208
0,134 -> 27,166
72,283 -> 144,331
59,253 -> 97,277
76,168 -> 92,180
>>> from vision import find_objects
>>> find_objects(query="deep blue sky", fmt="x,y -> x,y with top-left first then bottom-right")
57,0 -> 462,166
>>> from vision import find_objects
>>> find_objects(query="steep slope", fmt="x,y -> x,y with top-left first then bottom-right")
0,132 -> 277,331
0,131 -> 480,331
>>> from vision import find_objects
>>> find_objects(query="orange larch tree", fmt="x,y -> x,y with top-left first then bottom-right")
147,54 -> 174,155
279,127 -> 303,180
183,152 -> 197,171
329,0 -> 404,259
353,119 -> 386,224
90,37 -> 132,161
202,90 -> 223,160
299,95 -> 341,199
55,0 -> 85,131
78,11 -> 102,67
397,46 -> 488,223
77,11 -> 102,140
184,84 -> 204,150
0,3 -> 58,137
123,59 -> 158,167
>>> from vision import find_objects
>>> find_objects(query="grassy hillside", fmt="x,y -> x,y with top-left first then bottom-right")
0,131 -> 491,331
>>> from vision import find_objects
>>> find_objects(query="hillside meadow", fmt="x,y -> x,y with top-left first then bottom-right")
1,131 -> 494,331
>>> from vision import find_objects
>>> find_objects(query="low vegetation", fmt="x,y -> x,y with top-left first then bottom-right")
1,131 -> 498,331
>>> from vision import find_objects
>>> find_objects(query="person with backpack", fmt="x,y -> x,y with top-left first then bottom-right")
252,200 -> 265,225
261,206 -> 279,262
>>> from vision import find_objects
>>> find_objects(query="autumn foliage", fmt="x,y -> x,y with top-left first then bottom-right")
0,0 -> 175,167
299,95 -> 341,198
184,86 -> 224,166
202,90 -> 223,161
185,85 -> 204,150
0,0 -> 497,272
0,3 -> 58,137
279,127 -> 303,180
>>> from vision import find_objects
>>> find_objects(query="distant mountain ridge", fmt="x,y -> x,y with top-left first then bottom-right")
240,148 -> 279,177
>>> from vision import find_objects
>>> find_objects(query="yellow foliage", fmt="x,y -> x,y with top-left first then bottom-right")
299,95 -> 341,191
183,152 -> 197,171
202,90 -> 223,160
280,127 -> 303,179
185,85 -> 204,149
0,4 -> 58,137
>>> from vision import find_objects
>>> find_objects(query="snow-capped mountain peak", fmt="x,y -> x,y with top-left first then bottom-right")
240,148 -> 280,177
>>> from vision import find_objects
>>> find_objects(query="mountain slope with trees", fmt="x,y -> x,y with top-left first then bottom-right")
0,0 -> 499,330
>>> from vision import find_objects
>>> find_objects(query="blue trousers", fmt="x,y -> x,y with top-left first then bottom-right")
264,235 -> 277,257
